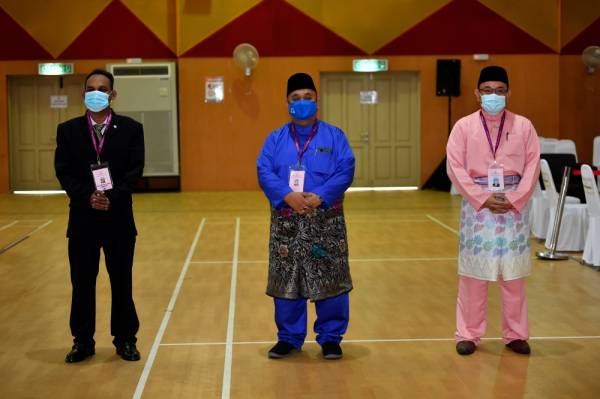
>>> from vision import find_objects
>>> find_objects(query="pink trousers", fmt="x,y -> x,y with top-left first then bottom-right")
455,275 -> 528,344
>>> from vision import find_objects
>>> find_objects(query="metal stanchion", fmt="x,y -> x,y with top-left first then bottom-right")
537,166 -> 571,260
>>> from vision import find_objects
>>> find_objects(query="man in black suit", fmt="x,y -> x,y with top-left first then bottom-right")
55,69 -> 144,363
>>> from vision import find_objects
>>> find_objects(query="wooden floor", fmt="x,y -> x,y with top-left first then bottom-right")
1,190 -> 599,399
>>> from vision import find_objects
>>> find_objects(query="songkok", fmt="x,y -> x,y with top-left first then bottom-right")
287,73 -> 316,96
478,66 -> 509,88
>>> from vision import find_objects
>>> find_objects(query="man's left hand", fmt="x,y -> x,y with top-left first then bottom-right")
303,193 -> 322,209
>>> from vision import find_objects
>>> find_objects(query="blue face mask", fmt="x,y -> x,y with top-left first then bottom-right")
480,94 -> 506,115
288,99 -> 317,120
84,90 -> 110,112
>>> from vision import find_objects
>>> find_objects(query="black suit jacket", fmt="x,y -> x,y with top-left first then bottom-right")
55,111 -> 145,238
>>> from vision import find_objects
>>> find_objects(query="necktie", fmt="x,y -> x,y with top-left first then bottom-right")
93,123 -> 105,143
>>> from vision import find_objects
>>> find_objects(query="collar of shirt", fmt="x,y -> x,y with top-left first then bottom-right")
292,122 -> 315,138
481,109 -> 503,123
90,115 -> 109,135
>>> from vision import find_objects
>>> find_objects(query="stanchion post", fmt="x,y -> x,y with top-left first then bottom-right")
536,166 -> 571,260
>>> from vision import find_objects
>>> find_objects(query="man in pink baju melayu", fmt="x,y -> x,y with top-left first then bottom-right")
446,66 -> 540,356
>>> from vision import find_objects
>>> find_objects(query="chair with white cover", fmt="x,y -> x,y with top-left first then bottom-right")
541,138 -> 558,154
593,136 -> 600,190
593,136 -> 600,167
540,159 -> 587,251
530,180 -> 548,238
581,165 -> 600,266
556,139 -> 578,161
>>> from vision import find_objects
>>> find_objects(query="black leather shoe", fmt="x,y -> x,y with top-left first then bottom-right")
322,342 -> 343,360
65,343 -> 95,363
116,342 -> 141,361
456,341 -> 476,355
268,341 -> 299,359
506,340 -> 531,355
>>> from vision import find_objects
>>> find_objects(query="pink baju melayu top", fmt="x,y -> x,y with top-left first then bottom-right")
447,109 -> 540,212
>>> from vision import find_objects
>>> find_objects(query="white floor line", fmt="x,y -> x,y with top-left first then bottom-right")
0,220 -> 53,254
349,257 -> 457,262
0,221 -> 18,231
158,335 -> 600,347
132,218 -> 206,399
221,217 -> 240,399
426,214 -> 459,235
30,220 -> 52,234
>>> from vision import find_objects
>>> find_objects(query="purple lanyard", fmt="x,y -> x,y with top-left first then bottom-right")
290,121 -> 319,165
479,111 -> 506,160
87,112 -> 112,163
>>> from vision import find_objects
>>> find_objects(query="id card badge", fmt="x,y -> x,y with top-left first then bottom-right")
91,162 -> 113,191
487,162 -> 504,192
289,165 -> 305,193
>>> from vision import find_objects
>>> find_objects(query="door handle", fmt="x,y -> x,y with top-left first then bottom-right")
360,132 -> 369,142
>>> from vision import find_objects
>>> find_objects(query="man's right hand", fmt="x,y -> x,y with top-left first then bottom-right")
284,192 -> 310,214
90,190 -> 110,211
482,194 -> 514,214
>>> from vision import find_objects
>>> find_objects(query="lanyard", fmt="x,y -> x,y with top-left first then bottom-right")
290,121 -> 319,165
479,111 -> 506,160
87,112 -> 112,163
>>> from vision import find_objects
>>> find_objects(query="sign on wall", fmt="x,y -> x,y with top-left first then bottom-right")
50,95 -> 68,109
205,77 -> 224,103
359,90 -> 378,104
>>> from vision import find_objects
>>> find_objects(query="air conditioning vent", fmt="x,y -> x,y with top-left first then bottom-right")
107,62 -> 179,177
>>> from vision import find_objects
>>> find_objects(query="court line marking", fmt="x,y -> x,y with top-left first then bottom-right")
426,214 -> 459,235
132,218 -> 206,399
159,335 -> 600,347
0,221 -> 18,231
190,257 -> 458,265
0,220 -> 53,255
221,217 -> 240,399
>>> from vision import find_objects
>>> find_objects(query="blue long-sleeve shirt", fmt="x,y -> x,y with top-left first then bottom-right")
257,120 -> 355,209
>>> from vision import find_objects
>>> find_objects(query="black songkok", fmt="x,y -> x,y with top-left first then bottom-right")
478,66 -> 509,87
286,73 -> 316,96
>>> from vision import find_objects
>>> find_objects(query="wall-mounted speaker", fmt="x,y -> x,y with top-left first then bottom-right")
436,59 -> 461,97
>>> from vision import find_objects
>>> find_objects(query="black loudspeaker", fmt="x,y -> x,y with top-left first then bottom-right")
436,59 -> 461,96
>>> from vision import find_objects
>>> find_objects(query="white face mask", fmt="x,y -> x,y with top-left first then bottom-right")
480,94 -> 506,115
84,90 -> 110,112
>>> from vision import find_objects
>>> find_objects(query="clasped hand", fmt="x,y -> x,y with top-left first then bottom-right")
90,190 -> 110,211
483,194 -> 514,214
284,192 -> 322,214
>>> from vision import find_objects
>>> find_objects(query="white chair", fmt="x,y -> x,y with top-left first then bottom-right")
556,139 -> 578,161
593,136 -> 600,190
541,138 -> 558,154
540,159 -> 587,251
530,180 -> 548,238
581,165 -> 600,266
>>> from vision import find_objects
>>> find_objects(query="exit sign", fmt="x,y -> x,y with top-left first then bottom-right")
352,59 -> 388,72
38,63 -> 74,76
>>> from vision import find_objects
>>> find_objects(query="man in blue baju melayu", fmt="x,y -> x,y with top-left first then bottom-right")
257,73 -> 355,360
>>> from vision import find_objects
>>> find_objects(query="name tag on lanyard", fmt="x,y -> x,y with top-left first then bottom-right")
289,165 -> 305,192
480,111 -> 506,193
88,113 -> 113,191
488,162 -> 504,192
288,122 -> 318,193
91,162 -> 113,191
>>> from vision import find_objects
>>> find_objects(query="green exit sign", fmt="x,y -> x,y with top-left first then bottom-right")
352,59 -> 388,72
38,63 -> 74,76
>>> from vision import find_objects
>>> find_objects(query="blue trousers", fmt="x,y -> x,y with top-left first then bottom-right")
274,293 -> 349,349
